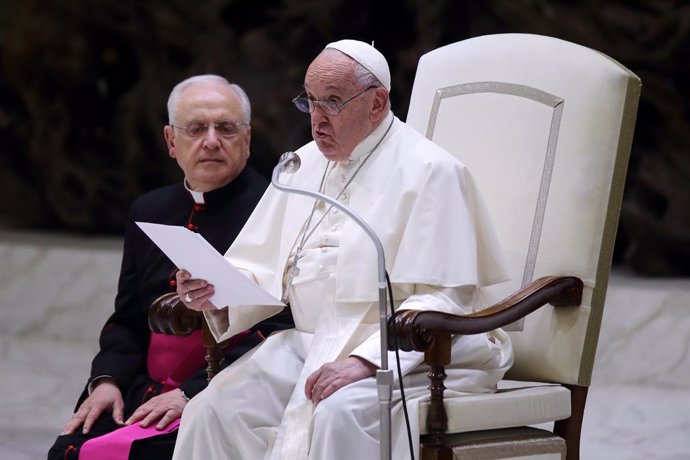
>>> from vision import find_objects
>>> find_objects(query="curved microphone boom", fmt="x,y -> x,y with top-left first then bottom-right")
271,152 -> 393,460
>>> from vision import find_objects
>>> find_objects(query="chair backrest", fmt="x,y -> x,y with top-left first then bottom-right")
406,33 -> 641,386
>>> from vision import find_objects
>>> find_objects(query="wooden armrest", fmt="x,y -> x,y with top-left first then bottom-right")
388,275 -> 582,459
389,275 -> 583,352
148,292 -> 228,381
148,291 -> 203,336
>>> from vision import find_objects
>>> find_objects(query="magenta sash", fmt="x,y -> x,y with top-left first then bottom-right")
79,332 -> 205,459
78,419 -> 180,459
79,329 -> 250,459
147,330 -> 208,391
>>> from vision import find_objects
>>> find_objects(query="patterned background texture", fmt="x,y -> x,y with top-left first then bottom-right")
0,0 -> 688,275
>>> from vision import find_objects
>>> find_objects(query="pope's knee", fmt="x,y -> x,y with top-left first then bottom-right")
312,388 -> 358,426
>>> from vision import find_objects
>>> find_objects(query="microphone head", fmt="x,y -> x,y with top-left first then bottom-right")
279,151 -> 301,173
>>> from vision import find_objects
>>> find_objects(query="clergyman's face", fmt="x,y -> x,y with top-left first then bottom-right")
163,81 -> 250,192
303,51 -> 377,162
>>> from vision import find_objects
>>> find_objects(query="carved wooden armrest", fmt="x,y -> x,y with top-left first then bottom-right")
148,291 -> 226,381
387,275 -> 583,460
389,275 -> 583,352
148,292 -> 203,336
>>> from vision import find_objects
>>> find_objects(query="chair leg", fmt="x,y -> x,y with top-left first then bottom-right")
422,444 -> 453,460
201,320 -> 226,381
554,384 -> 588,460
422,333 -> 453,460
204,343 -> 224,381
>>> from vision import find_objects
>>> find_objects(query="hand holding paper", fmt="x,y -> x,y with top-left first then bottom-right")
136,222 -> 284,310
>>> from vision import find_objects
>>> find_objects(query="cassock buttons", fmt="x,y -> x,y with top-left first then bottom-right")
169,279 -> 177,289
194,204 -> 205,212
187,223 -> 199,231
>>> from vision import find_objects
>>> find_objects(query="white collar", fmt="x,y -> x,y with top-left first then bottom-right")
184,179 -> 205,204
342,111 -> 395,165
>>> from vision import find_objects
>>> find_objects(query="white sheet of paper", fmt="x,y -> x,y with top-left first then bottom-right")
136,222 -> 284,309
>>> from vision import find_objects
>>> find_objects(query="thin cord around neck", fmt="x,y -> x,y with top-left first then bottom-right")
282,116 -> 395,300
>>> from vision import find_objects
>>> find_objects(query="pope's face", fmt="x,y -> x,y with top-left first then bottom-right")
304,52 -> 379,162
163,81 -> 250,192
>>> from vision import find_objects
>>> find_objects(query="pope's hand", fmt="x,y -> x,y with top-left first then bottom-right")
304,356 -> 378,405
176,269 -> 217,311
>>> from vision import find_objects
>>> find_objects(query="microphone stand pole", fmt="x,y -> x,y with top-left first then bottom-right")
272,159 -> 392,460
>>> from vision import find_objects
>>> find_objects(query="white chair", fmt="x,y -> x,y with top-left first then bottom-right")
391,33 -> 641,459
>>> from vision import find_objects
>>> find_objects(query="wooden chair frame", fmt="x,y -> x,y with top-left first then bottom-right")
389,276 -> 584,460
148,292 -> 227,381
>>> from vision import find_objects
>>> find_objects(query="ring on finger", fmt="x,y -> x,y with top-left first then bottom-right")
184,293 -> 193,303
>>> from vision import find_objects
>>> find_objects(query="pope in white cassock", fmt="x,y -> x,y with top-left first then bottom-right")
172,39 -> 514,460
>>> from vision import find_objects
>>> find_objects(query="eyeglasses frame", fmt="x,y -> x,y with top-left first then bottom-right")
171,121 -> 249,139
292,85 -> 379,116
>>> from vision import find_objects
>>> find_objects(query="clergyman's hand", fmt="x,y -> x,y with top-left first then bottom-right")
125,389 -> 188,430
304,356 -> 378,405
176,269 -> 217,311
61,379 -> 124,435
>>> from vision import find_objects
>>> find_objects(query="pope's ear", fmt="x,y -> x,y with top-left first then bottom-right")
164,125 -> 176,158
370,88 -> 389,121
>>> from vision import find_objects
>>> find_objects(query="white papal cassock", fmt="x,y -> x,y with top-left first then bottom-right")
172,112 -> 514,460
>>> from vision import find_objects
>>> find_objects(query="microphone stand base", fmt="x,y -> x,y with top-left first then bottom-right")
377,369 -> 394,460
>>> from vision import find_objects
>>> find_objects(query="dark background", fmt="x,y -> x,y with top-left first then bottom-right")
0,0 -> 688,275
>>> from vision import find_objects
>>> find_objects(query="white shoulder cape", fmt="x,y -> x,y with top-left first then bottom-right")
224,117 -> 508,305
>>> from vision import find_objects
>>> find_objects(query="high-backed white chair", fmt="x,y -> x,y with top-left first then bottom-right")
390,33 -> 641,459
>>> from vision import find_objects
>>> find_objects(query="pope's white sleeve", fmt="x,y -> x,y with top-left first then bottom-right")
349,284 -> 477,376
203,268 -> 285,343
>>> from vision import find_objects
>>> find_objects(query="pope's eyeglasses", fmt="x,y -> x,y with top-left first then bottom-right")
292,86 -> 377,116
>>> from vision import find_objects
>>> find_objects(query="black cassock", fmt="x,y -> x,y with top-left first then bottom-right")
48,166 -> 294,460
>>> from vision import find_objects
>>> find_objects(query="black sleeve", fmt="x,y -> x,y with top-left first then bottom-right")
251,306 -> 295,338
84,207 -> 151,398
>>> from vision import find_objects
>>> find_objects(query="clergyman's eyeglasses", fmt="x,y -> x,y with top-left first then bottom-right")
172,121 -> 248,139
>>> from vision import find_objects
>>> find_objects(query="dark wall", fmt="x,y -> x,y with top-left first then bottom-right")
1,1 -> 688,275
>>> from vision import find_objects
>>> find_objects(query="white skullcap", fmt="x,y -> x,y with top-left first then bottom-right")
325,39 -> 391,91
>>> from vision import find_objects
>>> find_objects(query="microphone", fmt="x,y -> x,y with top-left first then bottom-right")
272,152 -> 393,460
276,151 -> 301,174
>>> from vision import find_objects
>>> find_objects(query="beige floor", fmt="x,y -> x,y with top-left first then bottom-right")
1,229 -> 688,459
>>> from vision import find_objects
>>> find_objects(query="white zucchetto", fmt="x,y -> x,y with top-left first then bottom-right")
325,39 -> 391,91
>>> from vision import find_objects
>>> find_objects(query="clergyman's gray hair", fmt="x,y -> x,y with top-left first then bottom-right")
166,74 -> 251,125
